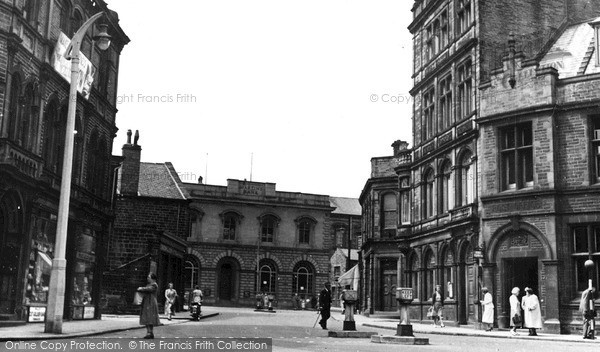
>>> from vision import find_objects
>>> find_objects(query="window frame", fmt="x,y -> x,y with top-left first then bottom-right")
439,160 -> 452,213
456,0 -> 472,35
591,116 -> 600,183
423,168 -> 435,219
457,59 -> 473,120
381,192 -> 398,232
571,224 -> 600,293
499,123 -> 534,191
423,87 -> 436,141
439,74 -> 453,131
457,150 -> 473,206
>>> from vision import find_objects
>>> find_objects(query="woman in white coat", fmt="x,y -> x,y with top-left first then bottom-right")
480,287 -> 494,331
521,287 -> 542,336
509,287 -> 522,336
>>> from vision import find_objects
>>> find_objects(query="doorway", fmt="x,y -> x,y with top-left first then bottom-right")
504,257 -> 538,300
0,202 -> 22,316
380,259 -> 397,311
218,263 -> 234,301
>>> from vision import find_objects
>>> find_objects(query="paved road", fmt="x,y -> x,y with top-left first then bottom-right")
61,308 -> 599,351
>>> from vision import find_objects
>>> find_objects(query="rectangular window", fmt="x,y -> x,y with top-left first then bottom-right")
457,60 -> 472,120
382,193 -> 398,230
440,11 -> 449,49
571,224 -> 600,292
425,26 -> 433,62
423,87 -> 435,140
299,222 -> 311,244
223,217 -> 236,240
261,219 -> 274,242
439,75 -> 452,130
457,0 -> 472,34
500,123 -> 533,190
592,116 -> 600,183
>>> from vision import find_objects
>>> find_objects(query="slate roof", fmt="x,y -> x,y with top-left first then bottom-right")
117,162 -> 186,199
329,197 -> 361,216
539,21 -> 600,78
335,248 -> 360,261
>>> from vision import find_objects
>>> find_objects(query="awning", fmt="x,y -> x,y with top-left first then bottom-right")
337,265 -> 359,289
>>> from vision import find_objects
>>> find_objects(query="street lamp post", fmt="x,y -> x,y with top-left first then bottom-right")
584,259 -> 596,339
45,12 -> 111,334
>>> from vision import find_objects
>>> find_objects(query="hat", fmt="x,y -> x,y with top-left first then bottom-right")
511,287 -> 520,294
524,287 -> 533,293
481,287 -> 488,292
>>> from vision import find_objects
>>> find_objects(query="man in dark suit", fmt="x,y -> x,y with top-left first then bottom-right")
580,287 -> 596,339
318,282 -> 332,329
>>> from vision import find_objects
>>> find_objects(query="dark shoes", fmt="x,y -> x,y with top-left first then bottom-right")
143,333 -> 154,339
319,322 -> 327,330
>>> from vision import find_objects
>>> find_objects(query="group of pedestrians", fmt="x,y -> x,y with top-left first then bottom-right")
508,287 -> 543,336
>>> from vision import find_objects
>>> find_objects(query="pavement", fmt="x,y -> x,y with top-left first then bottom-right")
0,309 -> 219,341
0,306 -> 598,345
329,307 -> 599,345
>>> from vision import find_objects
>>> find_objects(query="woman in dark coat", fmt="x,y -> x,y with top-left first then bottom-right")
138,273 -> 160,339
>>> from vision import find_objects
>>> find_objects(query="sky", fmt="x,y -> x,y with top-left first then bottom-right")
111,0 -> 414,198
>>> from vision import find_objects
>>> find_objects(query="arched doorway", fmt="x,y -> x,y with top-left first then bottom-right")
216,257 -> 240,303
490,226 -> 551,328
0,193 -> 23,316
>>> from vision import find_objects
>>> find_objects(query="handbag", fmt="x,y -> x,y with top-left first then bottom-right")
133,291 -> 143,305
512,313 -> 522,325
427,306 -> 434,318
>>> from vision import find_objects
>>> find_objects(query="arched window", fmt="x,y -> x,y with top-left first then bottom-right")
407,254 -> 419,299
7,74 -> 22,142
439,160 -> 452,213
256,260 -> 277,294
424,250 -> 436,300
24,0 -> 39,23
87,131 -> 108,196
17,83 -> 39,152
42,99 -> 60,172
457,151 -> 474,206
381,193 -> 397,233
183,257 -> 200,295
442,247 -> 454,299
59,0 -> 72,35
423,168 -> 435,219
72,9 -> 83,35
292,262 -> 314,296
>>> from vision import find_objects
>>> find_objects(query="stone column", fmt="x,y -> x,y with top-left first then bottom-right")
541,260 -> 561,334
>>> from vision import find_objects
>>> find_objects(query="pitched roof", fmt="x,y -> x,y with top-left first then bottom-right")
136,162 -> 186,199
329,197 -> 361,215
539,22 -> 600,78
335,248 -> 360,261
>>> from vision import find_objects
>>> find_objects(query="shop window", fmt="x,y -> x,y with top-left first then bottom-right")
407,254 -> 419,300
26,211 -> 57,305
442,248 -> 454,299
71,228 -> 96,309
572,225 -> 600,292
591,116 -> 600,183
424,250 -> 436,300
500,123 -> 533,190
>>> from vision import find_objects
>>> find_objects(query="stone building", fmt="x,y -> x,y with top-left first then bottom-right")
360,0 -> 600,334
328,196 -> 361,308
103,132 -> 190,314
478,16 -> 600,334
183,179 -> 336,309
0,0 -> 128,322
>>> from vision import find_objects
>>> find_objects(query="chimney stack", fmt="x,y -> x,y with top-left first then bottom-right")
392,140 -> 409,157
121,129 -> 141,196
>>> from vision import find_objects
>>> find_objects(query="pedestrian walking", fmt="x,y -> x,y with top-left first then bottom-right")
318,282 -> 332,330
579,287 -> 596,339
137,273 -> 160,339
522,287 -> 542,336
164,282 -> 178,321
509,287 -> 522,336
431,284 -> 445,328
480,287 -> 494,331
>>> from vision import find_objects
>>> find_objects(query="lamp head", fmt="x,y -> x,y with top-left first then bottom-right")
94,23 -> 112,51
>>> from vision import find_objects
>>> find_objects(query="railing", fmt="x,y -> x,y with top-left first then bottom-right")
0,139 -> 43,179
